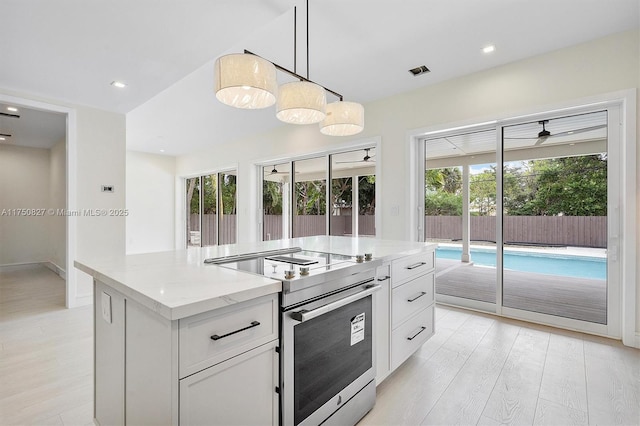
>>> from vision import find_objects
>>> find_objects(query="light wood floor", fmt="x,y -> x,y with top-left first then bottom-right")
1,265 -> 638,426
0,265 -> 93,426
361,306 -> 639,426
436,259 -> 607,324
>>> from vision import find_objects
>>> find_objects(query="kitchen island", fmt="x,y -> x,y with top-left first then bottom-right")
75,236 -> 436,425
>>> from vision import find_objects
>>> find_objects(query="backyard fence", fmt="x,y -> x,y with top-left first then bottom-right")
190,214 -> 604,247
190,214 -> 375,243
424,215 -> 607,248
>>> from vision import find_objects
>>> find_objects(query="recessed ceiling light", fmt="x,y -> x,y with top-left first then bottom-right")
159,149 -> 165,153
7,107 -> 18,112
111,81 -> 127,88
482,45 -> 495,54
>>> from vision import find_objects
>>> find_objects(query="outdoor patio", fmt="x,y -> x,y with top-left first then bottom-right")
435,258 -> 607,324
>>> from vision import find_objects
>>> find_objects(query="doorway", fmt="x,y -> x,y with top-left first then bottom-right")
0,94 -> 77,309
419,103 -> 626,338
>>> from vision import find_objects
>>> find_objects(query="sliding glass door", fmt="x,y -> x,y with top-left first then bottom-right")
185,170 -> 237,247
424,129 -> 497,309
501,111 -> 609,324
423,107 -> 619,334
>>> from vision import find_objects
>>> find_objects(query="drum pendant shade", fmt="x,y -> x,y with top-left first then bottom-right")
276,81 -> 327,124
215,54 -> 277,109
319,101 -> 364,136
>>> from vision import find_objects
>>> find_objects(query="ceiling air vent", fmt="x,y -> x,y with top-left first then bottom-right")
409,65 -> 430,76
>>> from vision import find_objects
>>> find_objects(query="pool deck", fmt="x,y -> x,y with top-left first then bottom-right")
435,258 -> 607,324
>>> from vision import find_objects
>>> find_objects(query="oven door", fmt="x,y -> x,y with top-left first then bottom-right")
282,280 -> 380,426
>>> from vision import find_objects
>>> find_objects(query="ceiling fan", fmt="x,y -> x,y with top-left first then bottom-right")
335,148 -> 376,164
264,166 -> 299,176
505,120 -> 606,146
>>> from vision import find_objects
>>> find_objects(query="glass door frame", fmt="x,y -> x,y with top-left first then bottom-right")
416,100 -> 630,339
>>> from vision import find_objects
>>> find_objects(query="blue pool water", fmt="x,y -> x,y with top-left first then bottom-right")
436,247 -> 606,280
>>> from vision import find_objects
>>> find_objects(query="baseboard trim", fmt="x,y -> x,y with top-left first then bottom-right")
0,261 -> 66,280
634,332 -> 640,349
43,261 -> 66,280
0,261 -> 42,271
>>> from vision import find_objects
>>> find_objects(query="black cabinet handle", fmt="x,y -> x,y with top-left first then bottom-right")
406,262 -> 426,270
407,326 -> 427,341
211,321 -> 260,341
377,275 -> 390,281
407,292 -> 427,303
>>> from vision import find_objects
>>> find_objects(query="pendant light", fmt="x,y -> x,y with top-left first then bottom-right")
212,0 -> 364,135
276,81 -> 326,124
214,53 -> 277,109
320,101 -> 364,136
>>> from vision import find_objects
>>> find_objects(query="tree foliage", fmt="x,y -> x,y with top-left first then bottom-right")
425,154 -> 607,217
188,173 -> 237,215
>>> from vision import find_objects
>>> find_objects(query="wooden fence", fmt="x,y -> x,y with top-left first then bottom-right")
263,215 -> 375,239
192,214 -> 375,243
189,214 -> 236,245
424,216 -> 607,248
191,214 -> 603,247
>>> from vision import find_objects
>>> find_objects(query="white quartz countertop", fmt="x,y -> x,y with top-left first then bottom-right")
75,236 -> 436,320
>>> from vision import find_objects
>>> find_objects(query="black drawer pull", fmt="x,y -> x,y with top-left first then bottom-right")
407,326 -> 427,341
377,275 -> 391,281
406,262 -> 427,270
407,292 -> 427,303
211,321 -> 260,341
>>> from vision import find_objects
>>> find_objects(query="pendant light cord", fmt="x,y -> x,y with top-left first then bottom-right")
306,0 -> 309,79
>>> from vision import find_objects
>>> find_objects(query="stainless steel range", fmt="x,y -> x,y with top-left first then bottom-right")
206,247 -> 381,426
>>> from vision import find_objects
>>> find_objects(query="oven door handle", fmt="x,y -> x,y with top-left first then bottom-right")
290,284 -> 382,322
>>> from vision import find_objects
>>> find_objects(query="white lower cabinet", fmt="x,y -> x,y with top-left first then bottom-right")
386,248 -> 436,375
180,340 -> 279,426
93,284 -> 279,426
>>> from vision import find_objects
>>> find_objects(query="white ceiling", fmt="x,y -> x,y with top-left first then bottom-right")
0,103 -> 66,149
1,1 -> 638,156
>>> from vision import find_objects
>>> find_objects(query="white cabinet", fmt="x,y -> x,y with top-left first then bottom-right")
179,295 -> 278,378
388,249 -> 436,372
93,283 -> 279,426
180,340 -> 279,426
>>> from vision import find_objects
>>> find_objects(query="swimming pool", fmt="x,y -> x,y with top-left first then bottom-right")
436,246 -> 606,280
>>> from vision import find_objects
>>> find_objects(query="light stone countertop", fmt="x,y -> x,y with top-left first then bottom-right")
75,236 -> 436,320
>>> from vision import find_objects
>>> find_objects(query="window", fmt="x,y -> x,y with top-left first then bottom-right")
186,171 -> 237,247
260,147 -> 377,240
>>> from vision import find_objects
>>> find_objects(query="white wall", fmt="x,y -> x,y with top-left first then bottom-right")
73,106 -> 126,303
0,145 -> 52,265
126,151 -> 175,254
49,139 -> 66,271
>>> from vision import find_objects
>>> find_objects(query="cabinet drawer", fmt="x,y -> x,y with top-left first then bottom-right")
392,272 -> 434,329
180,340 -> 278,426
391,251 -> 435,287
391,305 -> 434,370
179,294 -> 278,378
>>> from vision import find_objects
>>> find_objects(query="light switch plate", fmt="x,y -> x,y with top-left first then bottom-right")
101,291 -> 112,323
